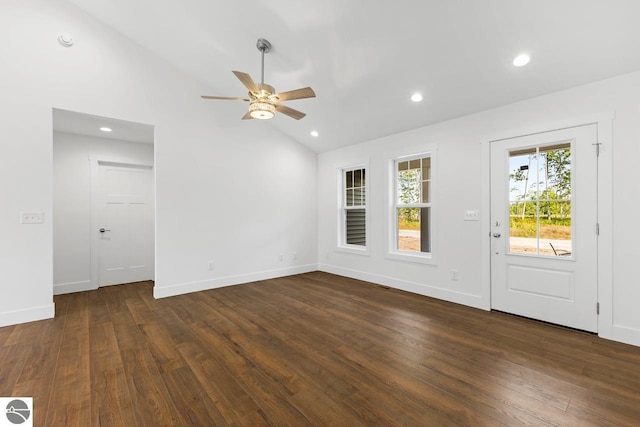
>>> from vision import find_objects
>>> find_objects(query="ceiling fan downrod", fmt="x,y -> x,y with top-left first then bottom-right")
256,38 -> 271,86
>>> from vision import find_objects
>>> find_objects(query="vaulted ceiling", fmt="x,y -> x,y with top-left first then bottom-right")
67,0 -> 640,152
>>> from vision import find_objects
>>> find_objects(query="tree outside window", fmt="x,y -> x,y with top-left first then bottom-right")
509,143 -> 572,256
396,156 -> 431,253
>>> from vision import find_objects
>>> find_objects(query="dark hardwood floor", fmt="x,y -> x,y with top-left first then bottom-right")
1,272 -> 640,426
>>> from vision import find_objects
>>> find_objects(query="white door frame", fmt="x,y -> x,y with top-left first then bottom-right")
89,158 -> 155,290
480,112 -> 614,339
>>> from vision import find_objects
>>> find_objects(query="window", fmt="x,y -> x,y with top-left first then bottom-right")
341,167 -> 366,247
509,142 -> 572,256
394,155 -> 431,254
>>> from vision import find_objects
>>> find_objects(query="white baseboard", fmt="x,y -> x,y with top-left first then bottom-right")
153,264 -> 318,299
54,280 -> 96,295
604,324 -> 640,348
318,263 -> 488,310
0,303 -> 55,328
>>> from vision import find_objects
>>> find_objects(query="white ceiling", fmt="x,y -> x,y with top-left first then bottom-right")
66,0 -> 640,152
53,108 -> 154,144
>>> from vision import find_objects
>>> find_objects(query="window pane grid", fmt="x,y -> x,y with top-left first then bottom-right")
395,155 -> 431,254
343,167 -> 367,247
508,143 -> 572,256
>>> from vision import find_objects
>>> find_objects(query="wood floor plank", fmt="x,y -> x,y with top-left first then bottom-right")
110,309 -> 184,427
44,292 -> 91,427
0,324 -> 16,347
89,320 -> 135,426
176,341 -> 259,424
11,313 -> 67,414
0,344 -> 30,396
161,366 -> 228,426
233,367 -> 313,426
0,272 -> 639,425
136,320 -> 187,373
45,400 -> 91,427
88,287 -> 111,325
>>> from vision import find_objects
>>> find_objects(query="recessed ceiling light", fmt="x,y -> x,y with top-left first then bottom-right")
513,54 -> 530,67
411,93 -> 423,103
99,127 -> 112,132
310,130 -> 319,137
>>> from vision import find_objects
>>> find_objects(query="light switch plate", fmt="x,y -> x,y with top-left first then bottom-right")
464,209 -> 479,221
21,211 -> 44,224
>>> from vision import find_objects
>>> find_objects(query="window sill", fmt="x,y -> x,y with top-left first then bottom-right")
336,245 -> 370,256
386,250 -> 436,265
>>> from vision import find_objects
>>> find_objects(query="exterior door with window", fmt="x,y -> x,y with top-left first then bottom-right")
490,125 -> 598,332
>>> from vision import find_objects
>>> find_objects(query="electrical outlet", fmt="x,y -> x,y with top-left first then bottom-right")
279,254 -> 284,261
207,261 -> 215,271
292,252 -> 297,260
451,269 -> 459,281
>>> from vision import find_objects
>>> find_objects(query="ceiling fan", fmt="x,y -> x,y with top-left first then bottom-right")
201,38 -> 316,120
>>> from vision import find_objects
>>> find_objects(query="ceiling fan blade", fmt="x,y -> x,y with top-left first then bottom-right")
276,87 -> 316,101
275,104 -> 306,120
201,95 -> 250,101
241,111 -> 254,120
232,71 -> 258,93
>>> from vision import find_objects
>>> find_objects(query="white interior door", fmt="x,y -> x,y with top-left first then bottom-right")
97,162 -> 154,286
490,125 -> 598,332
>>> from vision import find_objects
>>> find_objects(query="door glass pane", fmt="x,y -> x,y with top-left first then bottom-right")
508,143 -> 572,256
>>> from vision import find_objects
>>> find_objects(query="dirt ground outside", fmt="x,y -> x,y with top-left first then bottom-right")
398,236 -> 420,252
398,236 -> 571,256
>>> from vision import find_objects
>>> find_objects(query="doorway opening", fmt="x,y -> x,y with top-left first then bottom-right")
52,109 -> 155,294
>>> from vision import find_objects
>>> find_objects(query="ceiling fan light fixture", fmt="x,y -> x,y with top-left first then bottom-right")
201,38 -> 315,121
249,101 -> 275,120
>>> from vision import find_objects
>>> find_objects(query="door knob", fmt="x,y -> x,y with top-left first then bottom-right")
493,233 -> 501,238
99,228 -> 111,233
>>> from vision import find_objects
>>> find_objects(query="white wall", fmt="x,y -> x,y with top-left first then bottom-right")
318,70 -> 640,347
0,0 -> 318,326
53,131 -> 154,294
4,0 -> 639,349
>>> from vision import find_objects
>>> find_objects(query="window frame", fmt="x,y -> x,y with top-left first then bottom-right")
387,150 -> 437,264
337,163 -> 369,255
